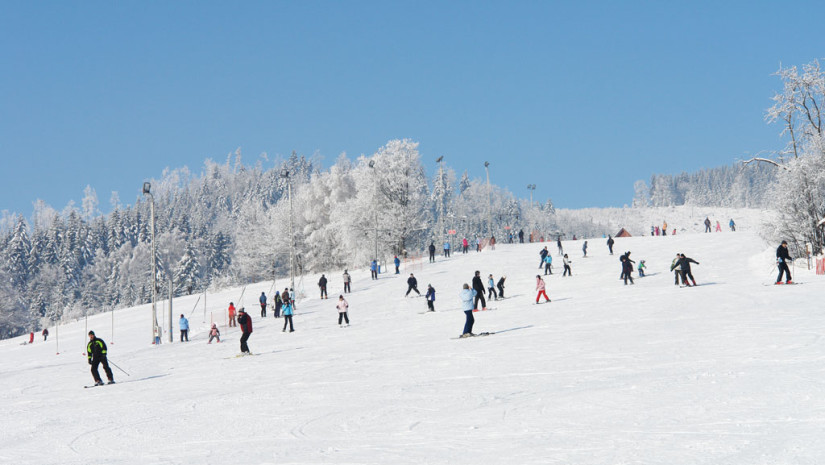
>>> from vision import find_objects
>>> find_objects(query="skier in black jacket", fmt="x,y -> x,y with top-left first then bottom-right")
318,275 -> 328,299
471,270 -> 487,311
674,254 -> 699,286
87,331 -> 114,386
776,241 -> 793,284
607,235 -> 614,255
405,273 -> 421,296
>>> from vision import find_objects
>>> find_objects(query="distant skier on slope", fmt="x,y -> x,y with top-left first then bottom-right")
406,274 -> 421,297
776,241 -> 793,284
496,275 -> 506,298
318,274 -> 328,299
582,240 -> 588,257
562,254 -> 572,276
621,256 -> 634,285
336,295 -> 350,327
544,253 -> 553,275
675,253 -> 699,286
237,308 -> 253,354
423,284 -> 436,312
487,274 -> 498,301
539,246 -> 549,269
472,271 -> 487,311
259,291 -> 267,317
535,275 -> 550,303
607,235 -> 614,255
459,283 -> 477,338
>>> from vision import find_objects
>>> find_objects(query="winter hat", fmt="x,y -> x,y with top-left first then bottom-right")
180,314 -> 184,318
239,308 -> 245,313
88,330 -> 95,336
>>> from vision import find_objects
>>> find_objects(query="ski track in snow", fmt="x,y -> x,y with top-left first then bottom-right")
3,208 -> 825,464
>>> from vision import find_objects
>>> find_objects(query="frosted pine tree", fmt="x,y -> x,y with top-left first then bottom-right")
175,242 -> 201,295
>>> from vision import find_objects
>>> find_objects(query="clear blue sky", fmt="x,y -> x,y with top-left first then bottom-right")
1,0 -> 823,217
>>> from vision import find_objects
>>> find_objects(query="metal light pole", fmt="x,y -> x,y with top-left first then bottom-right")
436,156 -> 445,242
142,182 -> 158,344
281,170 -> 295,293
368,160 -> 379,264
484,161 -> 492,237
528,184 -> 536,207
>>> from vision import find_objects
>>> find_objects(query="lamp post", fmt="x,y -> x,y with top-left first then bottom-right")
435,156 -> 446,244
281,170 -> 295,293
484,161 -> 492,238
142,182 -> 158,344
527,184 -> 536,207
368,160 -> 378,264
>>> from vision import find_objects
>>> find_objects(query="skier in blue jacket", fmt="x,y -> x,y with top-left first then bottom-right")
425,284 -> 436,312
460,284 -> 477,337
179,314 -> 189,342
259,291 -> 267,317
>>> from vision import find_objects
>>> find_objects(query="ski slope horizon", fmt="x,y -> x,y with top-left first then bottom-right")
3,207 -> 824,464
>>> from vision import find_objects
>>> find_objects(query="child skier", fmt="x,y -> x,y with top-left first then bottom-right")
638,260 -> 646,277
426,284 -> 436,312
535,275 -> 550,303
208,323 -> 220,344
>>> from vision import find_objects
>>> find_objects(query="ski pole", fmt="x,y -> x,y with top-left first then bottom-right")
108,359 -> 131,377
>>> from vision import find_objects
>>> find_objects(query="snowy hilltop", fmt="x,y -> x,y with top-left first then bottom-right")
2,209 -> 824,464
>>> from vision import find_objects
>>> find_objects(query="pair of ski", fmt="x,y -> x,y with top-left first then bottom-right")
83,381 -> 116,389
451,331 -> 495,340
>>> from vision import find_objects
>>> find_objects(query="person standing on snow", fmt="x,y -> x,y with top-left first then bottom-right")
42,328 -> 49,341
426,284 -> 436,312
582,240 -> 588,257
544,253 -> 553,275
259,291 -> 267,317
207,323 -> 220,344
444,240 -> 451,257
336,295 -> 350,327
776,241 -> 793,284
715,220 -> 721,232
342,270 -> 352,293
638,260 -> 646,277
676,253 -> 699,286
607,235 -> 614,255
496,275 -> 506,298
87,331 -> 114,386
670,253 -> 682,285
621,256 -> 634,285
459,283 -> 477,338
539,246 -> 549,269
179,314 -> 189,342
471,271 -> 487,311
318,274 -> 328,299
704,217 -> 712,233
406,273 -> 421,297
462,237 -> 469,253
394,256 -> 401,274
562,254 -> 572,276
662,221 -> 668,236
535,275 -> 550,303
228,302 -> 237,327
487,274 -> 498,301
370,259 -> 378,280
557,236 -> 563,256
282,299 -> 295,332
518,230 -> 525,243
237,308 -> 253,354
429,242 -> 436,262
273,291 -> 283,318
729,218 -> 736,232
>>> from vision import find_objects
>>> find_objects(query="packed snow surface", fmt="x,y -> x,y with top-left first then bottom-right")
2,213 -> 824,464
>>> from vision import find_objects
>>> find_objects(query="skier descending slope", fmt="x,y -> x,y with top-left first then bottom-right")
86,331 -> 114,386
237,308 -> 253,354
535,275 -> 550,303
776,241 -> 793,284
459,284 -> 476,338
471,271 -> 487,311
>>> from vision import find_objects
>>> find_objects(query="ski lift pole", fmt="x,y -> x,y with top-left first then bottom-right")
188,295 -> 202,318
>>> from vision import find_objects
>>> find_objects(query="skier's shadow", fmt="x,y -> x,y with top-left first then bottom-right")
493,325 -> 533,334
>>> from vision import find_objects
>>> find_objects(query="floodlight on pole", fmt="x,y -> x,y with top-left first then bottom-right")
142,182 -> 158,344
281,169 -> 295,293
528,184 -> 536,207
484,161 -> 492,238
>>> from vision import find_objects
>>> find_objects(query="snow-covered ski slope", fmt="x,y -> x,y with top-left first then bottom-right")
3,210 -> 825,465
